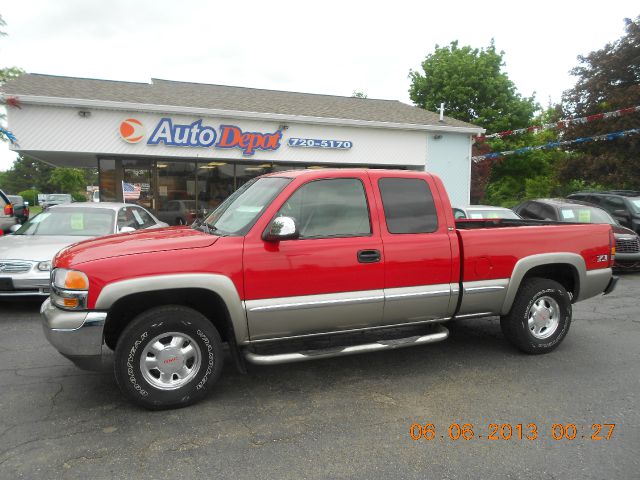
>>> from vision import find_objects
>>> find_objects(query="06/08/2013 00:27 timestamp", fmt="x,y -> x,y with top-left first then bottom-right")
409,422 -> 616,442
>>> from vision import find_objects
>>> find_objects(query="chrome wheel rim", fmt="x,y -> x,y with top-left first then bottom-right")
527,296 -> 560,340
140,332 -> 201,390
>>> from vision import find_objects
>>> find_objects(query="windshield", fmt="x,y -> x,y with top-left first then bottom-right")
14,208 -> 115,236
558,206 -> 616,225
203,177 -> 291,235
467,209 -> 520,219
629,198 -> 640,213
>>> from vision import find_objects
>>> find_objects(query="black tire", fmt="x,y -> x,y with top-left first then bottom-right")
114,305 -> 223,410
500,277 -> 572,354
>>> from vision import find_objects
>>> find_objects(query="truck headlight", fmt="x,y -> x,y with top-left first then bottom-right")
51,268 -> 89,310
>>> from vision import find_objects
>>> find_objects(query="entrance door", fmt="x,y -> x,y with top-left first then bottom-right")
243,175 -> 385,341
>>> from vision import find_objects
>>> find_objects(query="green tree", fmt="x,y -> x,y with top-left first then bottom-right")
409,40 -> 537,133
559,16 -> 640,188
351,90 -> 368,98
483,107 -> 567,206
49,167 -> 86,194
0,155 -> 55,194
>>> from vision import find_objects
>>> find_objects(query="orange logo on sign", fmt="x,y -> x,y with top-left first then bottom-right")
119,118 -> 145,143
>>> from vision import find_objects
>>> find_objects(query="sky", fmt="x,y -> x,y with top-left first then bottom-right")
0,0 -> 638,171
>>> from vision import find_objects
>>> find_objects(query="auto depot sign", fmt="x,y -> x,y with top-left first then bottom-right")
119,117 -> 283,156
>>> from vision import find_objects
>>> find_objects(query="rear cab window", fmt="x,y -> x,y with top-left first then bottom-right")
377,177 -> 438,233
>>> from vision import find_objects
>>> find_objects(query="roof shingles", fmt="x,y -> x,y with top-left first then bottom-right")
2,73 -> 479,129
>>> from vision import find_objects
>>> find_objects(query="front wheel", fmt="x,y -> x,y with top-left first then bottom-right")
500,278 -> 572,354
114,305 -> 223,410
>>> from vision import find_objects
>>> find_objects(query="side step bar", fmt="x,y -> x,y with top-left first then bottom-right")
244,324 -> 449,365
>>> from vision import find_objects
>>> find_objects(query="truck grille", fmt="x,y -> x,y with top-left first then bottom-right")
0,261 -> 33,274
616,237 -> 640,254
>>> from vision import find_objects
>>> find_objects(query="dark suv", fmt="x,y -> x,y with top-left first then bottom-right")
0,189 -> 19,234
514,198 -> 640,269
567,191 -> 640,233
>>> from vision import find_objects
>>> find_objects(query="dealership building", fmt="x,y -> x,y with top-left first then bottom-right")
2,74 -> 482,217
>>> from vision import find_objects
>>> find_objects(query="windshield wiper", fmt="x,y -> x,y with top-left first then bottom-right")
192,219 -> 225,236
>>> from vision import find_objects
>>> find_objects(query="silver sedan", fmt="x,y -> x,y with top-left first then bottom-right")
0,202 -> 168,297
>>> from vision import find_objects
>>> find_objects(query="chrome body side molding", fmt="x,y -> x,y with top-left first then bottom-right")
458,279 -> 509,316
245,290 -> 385,341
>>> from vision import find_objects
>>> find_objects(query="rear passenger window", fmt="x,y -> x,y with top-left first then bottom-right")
278,178 -> 371,238
378,178 -> 438,233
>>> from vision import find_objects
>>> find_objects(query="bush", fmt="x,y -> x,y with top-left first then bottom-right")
71,191 -> 88,202
17,189 -> 40,205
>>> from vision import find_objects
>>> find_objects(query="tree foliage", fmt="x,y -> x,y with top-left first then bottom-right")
49,167 -> 86,194
409,40 -> 537,133
559,16 -> 640,188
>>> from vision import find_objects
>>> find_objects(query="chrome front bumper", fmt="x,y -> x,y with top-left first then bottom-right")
41,298 -> 112,371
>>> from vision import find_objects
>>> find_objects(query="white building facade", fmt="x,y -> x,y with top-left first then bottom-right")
3,75 -> 482,218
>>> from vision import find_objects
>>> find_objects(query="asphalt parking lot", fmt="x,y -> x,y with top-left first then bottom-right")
0,275 -> 639,480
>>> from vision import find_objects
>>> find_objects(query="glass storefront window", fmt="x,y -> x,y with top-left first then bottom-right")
97,158 -> 409,224
98,159 -> 118,202
155,161 -> 197,224
123,159 -> 154,210
197,162 -> 234,216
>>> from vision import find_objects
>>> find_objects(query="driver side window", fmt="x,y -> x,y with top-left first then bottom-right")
278,178 -> 371,239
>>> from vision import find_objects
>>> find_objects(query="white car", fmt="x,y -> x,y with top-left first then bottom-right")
0,203 -> 168,297
453,205 -> 522,220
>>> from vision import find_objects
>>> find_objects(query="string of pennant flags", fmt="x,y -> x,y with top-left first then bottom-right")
471,127 -> 640,163
0,126 -> 17,144
475,105 -> 640,143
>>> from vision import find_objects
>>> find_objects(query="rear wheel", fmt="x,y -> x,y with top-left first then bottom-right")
114,305 -> 223,410
500,278 -> 572,354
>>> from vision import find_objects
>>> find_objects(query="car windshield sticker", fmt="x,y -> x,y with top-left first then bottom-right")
486,212 -> 500,218
561,209 -> 576,220
132,209 -> 144,225
70,213 -> 84,230
578,210 -> 591,222
470,213 -> 484,219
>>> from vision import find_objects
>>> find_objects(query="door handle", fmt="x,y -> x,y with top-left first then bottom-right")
357,249 -> 381,263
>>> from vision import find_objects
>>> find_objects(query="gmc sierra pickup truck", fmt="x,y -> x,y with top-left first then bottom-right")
42,169 -> 618,409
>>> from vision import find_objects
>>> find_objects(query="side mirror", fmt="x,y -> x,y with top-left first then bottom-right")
263,216 -> 299,242
9,224 -> 20,233
118,226 -> 136,233
613,209 -> 629,218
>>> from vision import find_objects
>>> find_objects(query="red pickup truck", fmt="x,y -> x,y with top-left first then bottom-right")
42,169 -> 618,409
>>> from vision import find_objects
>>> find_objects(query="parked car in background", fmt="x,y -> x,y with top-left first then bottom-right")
155,200 -> 200,225
453,205 -> 522,220
514,198 -> 640,270
0,189 -> 18,234
567,191 -> 640,233
41,193 -> 73,209
0,203 -> 168,297
7,195 -> 29,224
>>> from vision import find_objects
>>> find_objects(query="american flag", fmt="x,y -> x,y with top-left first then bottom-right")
122,181 -> 141,201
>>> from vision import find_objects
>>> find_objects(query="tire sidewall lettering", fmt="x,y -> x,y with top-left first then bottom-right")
127,331 -> 149,397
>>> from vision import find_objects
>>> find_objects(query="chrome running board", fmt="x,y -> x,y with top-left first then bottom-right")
244,324 -> 449,365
